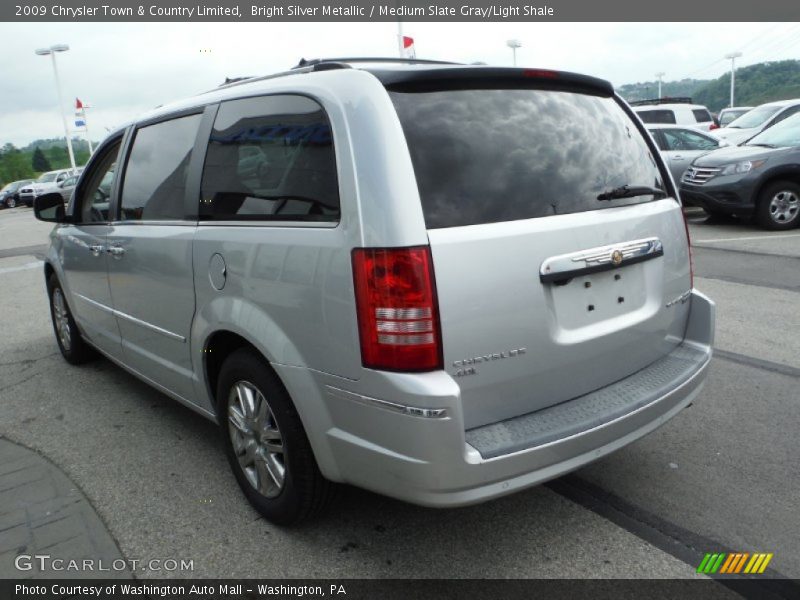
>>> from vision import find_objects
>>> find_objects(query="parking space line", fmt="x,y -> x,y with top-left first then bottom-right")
694,233 -> 800,244
0,260 -> 42,276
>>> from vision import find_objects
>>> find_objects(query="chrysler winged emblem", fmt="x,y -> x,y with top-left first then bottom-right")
611,249 -> 624,266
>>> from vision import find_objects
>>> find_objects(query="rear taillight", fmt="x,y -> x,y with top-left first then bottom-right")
710,123 -> 720,130
352,246 -> 443,372
681,208 -> 694,288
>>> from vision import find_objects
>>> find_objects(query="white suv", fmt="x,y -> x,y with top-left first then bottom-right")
19,168 -> 82,206
631,99 -> 716,131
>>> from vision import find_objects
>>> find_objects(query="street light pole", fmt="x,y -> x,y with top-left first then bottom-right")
655,72 -> 666,98
35,44 -> 76,171
506,39 -> 522,67
724,52 -> 743,108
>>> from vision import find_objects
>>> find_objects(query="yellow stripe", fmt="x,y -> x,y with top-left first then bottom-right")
720,554 -> 736,573
749,554 -> 766,574
758,553 -> 774,574
744,554 -> 760,574
734,553 -> 749,573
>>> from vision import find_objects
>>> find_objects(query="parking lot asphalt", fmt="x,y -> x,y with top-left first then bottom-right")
0,205 -> 797,589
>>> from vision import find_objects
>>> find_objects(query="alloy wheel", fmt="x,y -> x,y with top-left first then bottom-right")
769,190 -> 799,224
52,288 -> 72,351
227,380 -> 286,498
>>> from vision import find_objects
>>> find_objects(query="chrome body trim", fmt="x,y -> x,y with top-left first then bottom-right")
539,237 -> 664,283
75,293 -> 186,343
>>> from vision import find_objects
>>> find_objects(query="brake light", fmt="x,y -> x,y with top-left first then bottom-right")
352,246 -> 443,372
710,123 -> 720,130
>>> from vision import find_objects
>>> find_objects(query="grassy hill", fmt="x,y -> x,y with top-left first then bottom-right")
0,138 -> 93,187
617,78 -> 712,104
618,60 -> 800,114
693,60 -> 800,112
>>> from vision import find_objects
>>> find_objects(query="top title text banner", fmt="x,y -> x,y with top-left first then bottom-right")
5,0 -> 800,22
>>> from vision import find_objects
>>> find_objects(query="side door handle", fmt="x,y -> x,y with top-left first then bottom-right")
671,155 -> 684,160
107,246 -> 126,258
89,244 -> 104,257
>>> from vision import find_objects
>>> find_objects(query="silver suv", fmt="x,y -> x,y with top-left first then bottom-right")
34,59 -> 715,524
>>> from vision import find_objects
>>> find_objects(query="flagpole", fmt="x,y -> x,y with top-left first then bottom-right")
397,21 -> 403,57
84,107 -> 93,155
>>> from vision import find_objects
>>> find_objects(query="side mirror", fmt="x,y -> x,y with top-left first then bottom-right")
34,193 -> 68,223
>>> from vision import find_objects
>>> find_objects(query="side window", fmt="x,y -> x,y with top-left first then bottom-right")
637,110 -> 676,125
663,129 -> 718,151
120,114 -> 202,221
692,109 -> 712,123
649,130 -> 669,151
200,95 -> 339,222
76,140 -> 121,224
769,105 -> 800,127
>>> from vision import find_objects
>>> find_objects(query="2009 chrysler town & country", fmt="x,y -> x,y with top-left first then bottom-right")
34,58 -> 715,524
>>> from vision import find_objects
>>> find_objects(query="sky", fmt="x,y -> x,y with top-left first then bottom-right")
2,21 -> 799,147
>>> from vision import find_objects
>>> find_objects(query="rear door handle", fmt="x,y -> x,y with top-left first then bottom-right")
671,155 -> 684,160
89,244 -> 104,257
107,246 -> 125,258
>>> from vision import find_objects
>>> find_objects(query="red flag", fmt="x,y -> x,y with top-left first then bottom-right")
401,36 -> 416,59
75,98 -> 83,109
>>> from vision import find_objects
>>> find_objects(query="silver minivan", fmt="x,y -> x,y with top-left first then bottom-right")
34,59 -> 715,524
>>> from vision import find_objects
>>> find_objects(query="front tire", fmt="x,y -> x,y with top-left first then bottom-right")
47,274 -> 96,364
217,349 -> 334,525
756,181 -> 800,230
6,197 -> 16,208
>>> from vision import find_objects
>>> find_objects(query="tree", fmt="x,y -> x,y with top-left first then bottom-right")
0,145 -> 35,183
32,147 -> 51,172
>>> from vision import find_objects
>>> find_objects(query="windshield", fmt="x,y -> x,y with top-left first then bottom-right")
746,113 -> 800,148
728,105 -> 782,129
37,172 -> 58,183
390,88 -> 664,229
0,183 -> 13,192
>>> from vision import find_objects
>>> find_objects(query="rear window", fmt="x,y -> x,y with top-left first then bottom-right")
636,109 -> 677,124
692,109 -> 712,123
390,89 -> 664,229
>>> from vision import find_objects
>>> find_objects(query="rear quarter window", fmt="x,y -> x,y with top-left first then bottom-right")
636,109 -> 677,124
200,94 -> 339,222
390,88 -> 665,229
692,109 -> 712,123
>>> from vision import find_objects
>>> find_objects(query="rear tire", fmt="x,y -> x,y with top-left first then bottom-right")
217,349 -> 335,525
756,181 -> 800,230
47,274 -> 96,364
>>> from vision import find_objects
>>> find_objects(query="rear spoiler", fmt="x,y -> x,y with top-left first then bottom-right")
373,66 -> 614,97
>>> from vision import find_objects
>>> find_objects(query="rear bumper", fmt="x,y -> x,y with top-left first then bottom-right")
277,290 -> 715,508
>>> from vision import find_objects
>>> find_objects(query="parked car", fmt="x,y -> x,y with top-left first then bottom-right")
0,179 -> 34,208
19,167 -> 82,206
681,111 -> 800,229
647,125 -> 728,184
34,58 -> 714,524
56,174 -> 79,203
713,99 -> 800,145
718,106 -> 754,127
631,98 -> 716,131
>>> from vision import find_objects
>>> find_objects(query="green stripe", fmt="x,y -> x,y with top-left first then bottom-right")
711,553 -> 726,573
697,554 -> 712,573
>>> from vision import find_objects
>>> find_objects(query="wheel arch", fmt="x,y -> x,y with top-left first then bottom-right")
753,168 -> 800,206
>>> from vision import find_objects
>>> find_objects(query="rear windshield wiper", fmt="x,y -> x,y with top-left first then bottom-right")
746,143 -> 778,148
597,185 -> 667,202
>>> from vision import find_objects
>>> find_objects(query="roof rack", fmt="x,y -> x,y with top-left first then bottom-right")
629,97 -> 694,107
292,57 -> 461,70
